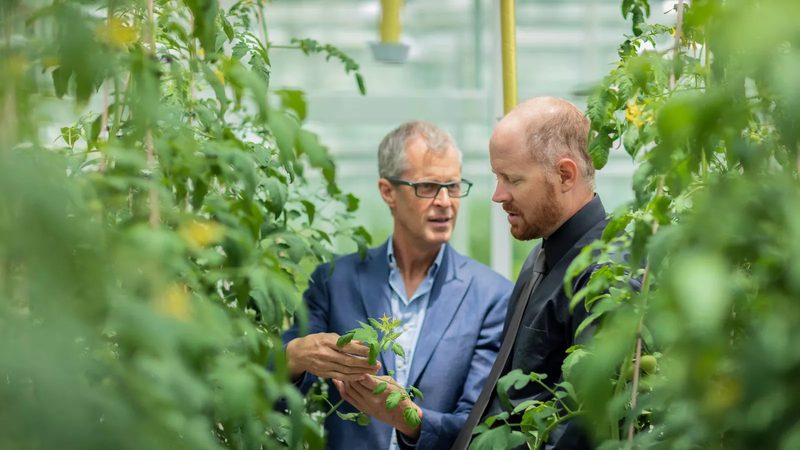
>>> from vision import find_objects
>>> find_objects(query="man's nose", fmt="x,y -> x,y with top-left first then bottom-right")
432,186 -> 452,206
491,182 -> 508,203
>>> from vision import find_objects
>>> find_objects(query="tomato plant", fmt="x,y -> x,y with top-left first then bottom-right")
0,1 -> 369,449
474,0 -> 800,448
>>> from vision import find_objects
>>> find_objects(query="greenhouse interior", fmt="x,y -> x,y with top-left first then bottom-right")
1,0 -> 799,449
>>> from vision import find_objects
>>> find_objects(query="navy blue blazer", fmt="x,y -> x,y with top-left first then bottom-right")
284,240 -> 512,450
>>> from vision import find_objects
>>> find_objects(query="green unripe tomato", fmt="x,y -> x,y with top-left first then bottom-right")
640,355 -> 657,375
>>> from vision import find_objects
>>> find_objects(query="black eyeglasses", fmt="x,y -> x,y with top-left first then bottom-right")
385,177 -> 473,198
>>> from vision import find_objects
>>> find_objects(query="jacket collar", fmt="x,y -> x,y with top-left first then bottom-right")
543,195 -> 606,272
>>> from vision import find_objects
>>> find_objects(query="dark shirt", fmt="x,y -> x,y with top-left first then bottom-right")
487,195 -> 607,449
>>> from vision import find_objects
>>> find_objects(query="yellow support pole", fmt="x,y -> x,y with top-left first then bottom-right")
500,0 -> 518,114
380,0 -> 403,43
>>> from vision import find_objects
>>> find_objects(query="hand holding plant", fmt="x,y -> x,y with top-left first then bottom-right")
325,315 -> 424,430
333,375 -> 424,436
285,332 -> 380,381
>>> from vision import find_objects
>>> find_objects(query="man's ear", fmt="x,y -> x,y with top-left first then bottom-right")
555,158 -> 578,192
378,178 -> 396,208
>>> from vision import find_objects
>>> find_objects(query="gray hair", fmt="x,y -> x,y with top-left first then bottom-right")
378,121 -> 461,179
526,99 -> 595,185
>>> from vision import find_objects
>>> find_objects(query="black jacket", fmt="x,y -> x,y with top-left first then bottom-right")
488,195 -> 608,449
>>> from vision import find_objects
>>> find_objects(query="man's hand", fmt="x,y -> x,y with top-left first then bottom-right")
286,332 -> 380,381
332,375 -> 423,440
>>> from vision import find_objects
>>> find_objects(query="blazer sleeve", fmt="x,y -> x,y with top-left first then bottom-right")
282,263 -> 333,393
401,279 -> 512,450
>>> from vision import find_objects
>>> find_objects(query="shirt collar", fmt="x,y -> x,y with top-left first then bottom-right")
542,195 -> 606,272
387,236 -> 446,277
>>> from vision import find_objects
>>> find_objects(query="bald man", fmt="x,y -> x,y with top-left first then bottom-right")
453,97 -> 605,450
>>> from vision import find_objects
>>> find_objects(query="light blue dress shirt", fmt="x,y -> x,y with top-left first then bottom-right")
386,237 -> 445,450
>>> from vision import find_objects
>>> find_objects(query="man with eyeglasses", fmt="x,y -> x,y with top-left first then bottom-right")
283,121 -> 512,450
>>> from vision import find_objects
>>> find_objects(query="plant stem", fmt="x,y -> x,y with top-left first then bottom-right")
98,3 -> 112,173
325,398 -> 344,418
144,0 -> 159,227
1,6 -> 16,148
669,0 -> 685,90
268,44 -> 302,50
533,378 -> 573,415
625,177 -> 664,444
255,0 -> 269,46
146,0 -> 155,53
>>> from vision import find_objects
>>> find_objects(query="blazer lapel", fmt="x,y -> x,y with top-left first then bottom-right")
356,242 -> 395,376
406,245 -> 471,387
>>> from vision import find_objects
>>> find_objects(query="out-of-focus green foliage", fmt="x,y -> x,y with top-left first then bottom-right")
0,0 -> 369,449
474,0 -> 800,448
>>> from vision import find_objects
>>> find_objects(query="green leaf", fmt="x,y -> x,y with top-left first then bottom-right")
403,407 -> 421,427
368,317 -> 382,329
345,193 -> 359,212
603,209 -> 633,242
268,110 -> 298,168
356,413 -> 371,426
202,64 -> 229,112
60,127 -> 80,148
468,424 -> 527,450
352,226 -> 373,260
496,369 -> 531,411
372,381 -> 388,395
336,332 -> 355,348
356,73 -> 366,95
391,342 -> 406,359
232,40 -> 248,60
385,390 -> 403,409
275,89 -> 307,122
300,200 -> 315,225
555,381 -> 578,402
351,321 -> 379,343
368,343 -> 379,366
512,399 -> 537,414
52,66 -> 71,98
588,132 -> 612,170
410,386 -> 424,401
297,129 -> 331,169
263,177 -> 287,216
185,0 -> 219,55
191,178 -> 208,210
336,411 -> 360,422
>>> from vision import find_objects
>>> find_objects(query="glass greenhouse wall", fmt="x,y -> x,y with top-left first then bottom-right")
263,0 -> 649,278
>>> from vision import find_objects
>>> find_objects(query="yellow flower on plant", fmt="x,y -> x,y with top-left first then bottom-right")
96,17 -> 139,48
625,100 -> 645,128
179,219 -> 224,249
154,283 -> 191,321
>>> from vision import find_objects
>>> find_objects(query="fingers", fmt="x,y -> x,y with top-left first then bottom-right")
336,340 -> 370,358
358,374 -> 403,391
343,380 -> 369,404
332,379 -> 346,398
322,370 -> 369,382
327,348 -> 380,371
290,333 -> 380,380
320,334 -> 379,370
348,378 -> 380,399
